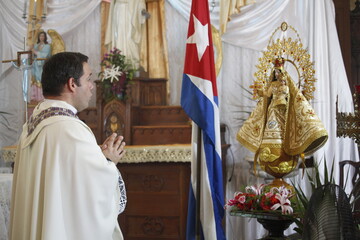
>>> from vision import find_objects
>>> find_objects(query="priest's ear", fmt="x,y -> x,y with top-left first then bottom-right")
67,77 -> 77,92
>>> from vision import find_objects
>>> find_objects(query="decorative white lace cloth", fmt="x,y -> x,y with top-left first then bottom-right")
1,145 -> 192,164
0,174 -> 12,240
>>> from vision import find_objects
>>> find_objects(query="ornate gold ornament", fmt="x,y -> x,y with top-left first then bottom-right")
251,22 -> 316,101
237,22 -> 328,181
337,93 -> 360,144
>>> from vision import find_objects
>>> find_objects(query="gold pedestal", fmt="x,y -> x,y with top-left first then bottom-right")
267,178 -> 295,193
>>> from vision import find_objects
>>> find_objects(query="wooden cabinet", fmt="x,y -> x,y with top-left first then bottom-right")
130,78 -> 168,106
118,162 -> 191,240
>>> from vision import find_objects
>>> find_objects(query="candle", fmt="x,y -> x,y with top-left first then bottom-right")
23,1 -> 27,16
33,0 -> 37,16
43,0 -> 47,15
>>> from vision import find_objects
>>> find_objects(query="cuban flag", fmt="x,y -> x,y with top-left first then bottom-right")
181,0 -> 225,239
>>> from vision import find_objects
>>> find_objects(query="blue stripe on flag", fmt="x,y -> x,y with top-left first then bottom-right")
181,73 -> 215,143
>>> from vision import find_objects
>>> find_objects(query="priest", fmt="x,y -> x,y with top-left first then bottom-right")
9,52 -> 126,240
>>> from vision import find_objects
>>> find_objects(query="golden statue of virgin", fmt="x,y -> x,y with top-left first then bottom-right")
237,23 -> 328,182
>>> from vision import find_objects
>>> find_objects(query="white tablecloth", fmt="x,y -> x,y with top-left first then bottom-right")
0,174 -> 12,240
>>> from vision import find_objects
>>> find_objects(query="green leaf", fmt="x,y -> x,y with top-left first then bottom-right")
314,160 -> 322,188
330,158 -> 335,184
324,159 -> 329,184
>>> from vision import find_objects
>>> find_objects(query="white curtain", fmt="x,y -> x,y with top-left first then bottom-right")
0,0 -> 101,154
165,0 -> 359,239
0,0 -> 29,161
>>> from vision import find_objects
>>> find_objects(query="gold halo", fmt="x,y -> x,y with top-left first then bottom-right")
251,22 -> 316,101
281,22 -> 288,31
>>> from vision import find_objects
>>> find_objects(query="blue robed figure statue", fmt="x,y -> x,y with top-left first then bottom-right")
30,31 -> 51,102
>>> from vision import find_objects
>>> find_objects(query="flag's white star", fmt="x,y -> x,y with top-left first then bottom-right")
186,14 -> 209,62
102,65 -> 123,83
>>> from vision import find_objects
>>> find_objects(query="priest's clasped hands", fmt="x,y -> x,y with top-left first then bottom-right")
101,133 -> 126,164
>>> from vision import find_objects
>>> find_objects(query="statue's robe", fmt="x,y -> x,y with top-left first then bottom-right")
237,71 -> 328,164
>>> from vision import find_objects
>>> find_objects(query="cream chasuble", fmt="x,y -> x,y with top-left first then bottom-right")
10,100 -> 124,240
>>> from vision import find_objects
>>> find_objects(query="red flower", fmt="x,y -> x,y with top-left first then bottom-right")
226,184 -> 297,215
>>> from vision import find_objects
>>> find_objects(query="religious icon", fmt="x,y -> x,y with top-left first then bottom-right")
237,22 -> 328,189
105,113 -> 124,139
30,31 -> 51,102
29,29 -> 65,103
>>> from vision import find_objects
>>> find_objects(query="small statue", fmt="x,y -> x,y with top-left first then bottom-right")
237,58 -> 328,181
30,31 -> 51,102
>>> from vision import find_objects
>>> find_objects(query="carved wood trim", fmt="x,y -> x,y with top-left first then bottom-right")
101,99 -> 132,143
141,217 -> 164,235
142,175 -> 164,191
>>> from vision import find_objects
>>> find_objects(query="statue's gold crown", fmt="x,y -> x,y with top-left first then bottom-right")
273,58 -> 285,69
252,22 -> 316,100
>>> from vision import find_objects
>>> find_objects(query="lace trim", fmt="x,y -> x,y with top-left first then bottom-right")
117,170 -> 127,214
106,159 -> 127,214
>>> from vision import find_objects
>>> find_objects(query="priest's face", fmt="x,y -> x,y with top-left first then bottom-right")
74,62 -> 93,111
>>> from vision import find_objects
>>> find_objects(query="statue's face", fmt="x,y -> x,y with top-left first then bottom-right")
39,33 -> 46,42
274,69 -> 281,79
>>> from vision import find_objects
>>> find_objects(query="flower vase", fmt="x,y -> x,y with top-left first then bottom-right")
102,80 -> 113,102
111,74 -> 126,101
257,217 -> 294,239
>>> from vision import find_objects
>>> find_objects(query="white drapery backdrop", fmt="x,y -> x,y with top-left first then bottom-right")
0,0 -> 101,154
0,0 -> 359,238
166,0 -> 359,239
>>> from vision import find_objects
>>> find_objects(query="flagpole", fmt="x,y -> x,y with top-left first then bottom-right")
195,126 -> 202,240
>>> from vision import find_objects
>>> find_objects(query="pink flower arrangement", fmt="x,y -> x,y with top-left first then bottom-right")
226,184 -> 297,215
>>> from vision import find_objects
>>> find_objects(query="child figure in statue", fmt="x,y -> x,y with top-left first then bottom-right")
30,31 -> 51,102
237,58 -> 328,181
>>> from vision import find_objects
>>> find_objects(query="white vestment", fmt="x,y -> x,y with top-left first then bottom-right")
9,100 -> 124,240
